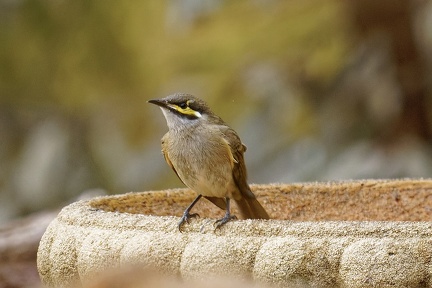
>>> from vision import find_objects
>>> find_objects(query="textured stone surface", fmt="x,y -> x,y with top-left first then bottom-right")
38,179 -> 432,287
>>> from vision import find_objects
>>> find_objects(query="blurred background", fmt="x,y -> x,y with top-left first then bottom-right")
1,0 -> 432,224
2,0 -> 432,286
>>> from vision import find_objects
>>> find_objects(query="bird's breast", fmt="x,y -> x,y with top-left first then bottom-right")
166,130 -> 237,198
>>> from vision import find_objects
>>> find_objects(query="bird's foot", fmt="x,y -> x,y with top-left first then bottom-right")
214,213 -> 237,229
178,211 -> 200,232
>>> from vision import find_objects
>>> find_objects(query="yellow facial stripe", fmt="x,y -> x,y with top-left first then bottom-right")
168,104 -> 202,118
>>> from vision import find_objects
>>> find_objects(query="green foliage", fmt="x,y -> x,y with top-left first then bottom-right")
0,0 -> 348,100
0,0 -> 350,143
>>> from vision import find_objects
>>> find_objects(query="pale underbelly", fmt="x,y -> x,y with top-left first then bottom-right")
175,158 -> 237,198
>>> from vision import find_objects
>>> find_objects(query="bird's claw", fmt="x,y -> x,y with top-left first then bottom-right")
214,214 -> 237,229
178,212 -> 200,231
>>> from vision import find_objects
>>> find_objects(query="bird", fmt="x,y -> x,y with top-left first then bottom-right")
148,93 -> 269,231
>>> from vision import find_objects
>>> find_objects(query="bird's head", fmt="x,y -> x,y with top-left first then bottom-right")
148,93 -> 215,131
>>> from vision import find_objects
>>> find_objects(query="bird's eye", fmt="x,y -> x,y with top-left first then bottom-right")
179,102 -> 188,109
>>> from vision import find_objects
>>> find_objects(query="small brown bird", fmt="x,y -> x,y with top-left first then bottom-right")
148,93 -> 269,230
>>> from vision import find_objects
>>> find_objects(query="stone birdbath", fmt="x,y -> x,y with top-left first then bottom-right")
37,179 -> 432,287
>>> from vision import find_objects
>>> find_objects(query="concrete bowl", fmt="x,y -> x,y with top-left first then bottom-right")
37,179 -> 432,287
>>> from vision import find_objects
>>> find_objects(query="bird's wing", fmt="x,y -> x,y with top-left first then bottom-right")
161,134 -> 183,183
221,127 -> 256,199
222,126 -> 270,219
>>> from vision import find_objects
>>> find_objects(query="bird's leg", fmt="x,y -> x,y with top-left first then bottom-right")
214,198 -> 237,229
178,194 -> 202,231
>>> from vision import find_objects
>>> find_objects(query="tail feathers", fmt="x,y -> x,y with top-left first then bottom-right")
205,195 -> 269,220
204,196 -> 226,210
235,197 -> 269,220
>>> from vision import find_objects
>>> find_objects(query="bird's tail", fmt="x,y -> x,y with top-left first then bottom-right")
235,196 -> 269,220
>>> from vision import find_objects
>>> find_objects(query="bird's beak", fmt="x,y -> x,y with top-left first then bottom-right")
148,99 -> 168,109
